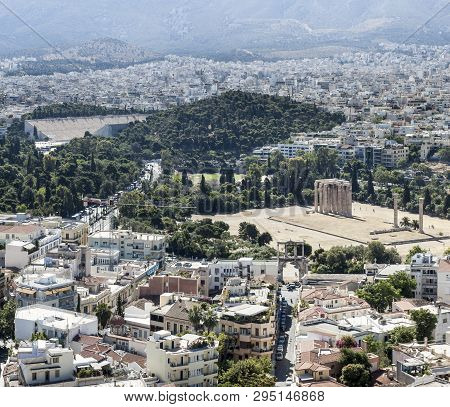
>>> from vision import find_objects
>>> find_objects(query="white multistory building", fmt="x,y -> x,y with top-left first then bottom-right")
17,340 -> 74,386
88,230 -> 165,265
146,331 -> 218,387
14,273 -> 76,310
410,253 -> 439,302
208,258 -> 278,293
437,257 -> 450,304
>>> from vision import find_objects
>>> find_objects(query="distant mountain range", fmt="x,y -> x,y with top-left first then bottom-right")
44,38 -> 160,63
0,0 -> 448,56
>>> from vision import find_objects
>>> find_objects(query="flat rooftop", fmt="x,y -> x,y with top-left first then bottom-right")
223,303 -> 269,317
15,304 -> 97,328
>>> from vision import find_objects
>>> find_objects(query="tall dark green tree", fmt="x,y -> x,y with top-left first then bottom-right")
423,188 -> 431,209
351,163 -> 359,193
410,309 -> 438,341
0,300 -> 16,340
95,303 -> 112,329
367,171 -> 375,198
402,182 -> 411,207
200,174 -> 208,194
181,169 -> 189,186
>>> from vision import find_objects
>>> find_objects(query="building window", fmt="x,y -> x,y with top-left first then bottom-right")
32,373 -> 37,381
52,357 -> 59,364
55,370 -> 60,378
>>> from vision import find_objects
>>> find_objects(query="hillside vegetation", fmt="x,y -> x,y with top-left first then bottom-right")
0,91 -> 343,216
120,90 -> 345,169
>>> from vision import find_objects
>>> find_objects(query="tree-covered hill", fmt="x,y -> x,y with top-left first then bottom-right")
120,91 -> 345,169
0,92 -> 344,216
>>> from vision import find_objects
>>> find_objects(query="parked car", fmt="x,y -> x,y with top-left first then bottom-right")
276,352 -> 283,361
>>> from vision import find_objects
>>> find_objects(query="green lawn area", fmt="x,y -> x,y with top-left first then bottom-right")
190,173 -> 244,185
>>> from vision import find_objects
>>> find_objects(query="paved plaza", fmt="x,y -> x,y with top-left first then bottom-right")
193,203 -> 450,258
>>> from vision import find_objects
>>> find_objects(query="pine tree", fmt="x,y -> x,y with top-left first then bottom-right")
402,182 -> 411,208
423,188 -> 431,209
367,171 -> 375,198
181,169 -> 189,186
200,174 -> 208,194
351,165 -> 359,193
89,152 -> 96,172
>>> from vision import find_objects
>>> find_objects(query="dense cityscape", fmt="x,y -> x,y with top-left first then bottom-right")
0,3 -> 449,394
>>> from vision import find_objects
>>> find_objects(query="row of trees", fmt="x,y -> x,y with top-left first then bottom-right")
310,241 -> 401,274
347,160 -> 449,219
24,103 -> 139,120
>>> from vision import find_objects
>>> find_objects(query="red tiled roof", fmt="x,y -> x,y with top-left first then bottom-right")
0,224 -> 41,234
74,335 -> 102,346
121,353 -> 147,369
84,343 -> 111,353
80,350 -> 106,362
302,380 -> 346,387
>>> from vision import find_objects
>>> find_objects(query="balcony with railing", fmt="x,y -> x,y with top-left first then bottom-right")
169,360 -> 189,368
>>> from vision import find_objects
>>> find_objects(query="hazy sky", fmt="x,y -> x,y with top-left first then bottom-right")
0,1 -> 448,54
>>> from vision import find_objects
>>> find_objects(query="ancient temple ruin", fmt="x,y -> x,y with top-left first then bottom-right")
314,179 -> 352,217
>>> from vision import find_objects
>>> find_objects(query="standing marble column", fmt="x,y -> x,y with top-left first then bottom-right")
314,181 -> 319,213
393,193 -> 399,228
319,184 -> 324,214
323,183 -> 329,214
337,184 -> 343,215
347,185 -> 353,217
419,197 -> 424,234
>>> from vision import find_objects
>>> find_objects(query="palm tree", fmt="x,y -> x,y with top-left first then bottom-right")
188,305 -> 203,333
411,219 -> 419,230
203,308 -> 218,334
400,217 -> 411,228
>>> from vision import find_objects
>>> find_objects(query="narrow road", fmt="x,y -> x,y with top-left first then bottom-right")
275,285 -> 298,386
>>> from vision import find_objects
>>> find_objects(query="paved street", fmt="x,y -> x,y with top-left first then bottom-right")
275,285 -> 299,386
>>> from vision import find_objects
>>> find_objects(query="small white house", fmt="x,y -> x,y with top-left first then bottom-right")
18,340 -> 74,386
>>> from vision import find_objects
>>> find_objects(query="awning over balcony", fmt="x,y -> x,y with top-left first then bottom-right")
16,287 -> 36,295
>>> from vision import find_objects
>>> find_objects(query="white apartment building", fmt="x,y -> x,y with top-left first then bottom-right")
380,144 -> 409,168
253,137 -> 408,168
410,253 -> 439,302
88,230 -> 165,265
437,257 -> 450,304
4,229 -> 61,269
17,340 -> 74,386
219,303 -> 276,360
208,258 -> 278,293
15,304 -> 98,342
14,273 -> 76,310
147,331 -> 218,387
